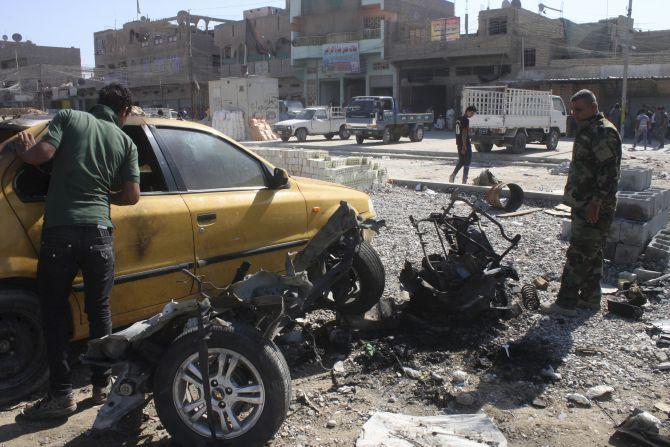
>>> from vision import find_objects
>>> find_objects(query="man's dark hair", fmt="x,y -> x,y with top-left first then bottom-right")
465,105 -> 477,113
570,89 -> 597,104
98,83 -> 133,115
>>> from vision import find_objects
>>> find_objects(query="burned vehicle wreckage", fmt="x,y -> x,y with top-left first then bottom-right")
82,202 -> 385,446
400,193 -> 539,316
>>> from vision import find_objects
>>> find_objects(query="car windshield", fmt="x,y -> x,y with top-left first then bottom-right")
348,100 -> 376,112
296,109 -> 316,120
285,101 -> 303,111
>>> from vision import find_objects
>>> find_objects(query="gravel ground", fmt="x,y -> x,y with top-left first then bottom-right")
1,185 -> 668,447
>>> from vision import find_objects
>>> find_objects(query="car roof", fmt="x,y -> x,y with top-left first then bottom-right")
0,114 -> 53,131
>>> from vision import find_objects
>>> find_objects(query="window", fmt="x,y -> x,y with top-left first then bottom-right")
473,65 -> 494,75
141,40 -> 149,47
373,62 -> 390,71
123,126 -> 169,193
14,164 -> 51,202
409,25 -> 427,45
223,46 -> 232,59
524,48 -> 536,67
489,18 -> 507,35
212,54 -> 221,68
167,35 -> 178,42
553,97 -> 566,114
156,128 -> 267,190
500,64 -> 512,75
154,35 -> 163,45
315,109 -> 327,119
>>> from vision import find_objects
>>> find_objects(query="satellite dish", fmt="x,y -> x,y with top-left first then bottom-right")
140,15 -> 147,22
12,33 -> 22,42
2,35 -> 7,41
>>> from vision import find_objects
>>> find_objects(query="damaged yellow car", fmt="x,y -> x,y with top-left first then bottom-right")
0,115 -> 383,404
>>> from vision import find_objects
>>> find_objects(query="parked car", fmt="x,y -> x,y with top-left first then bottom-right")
345,96 -> 433,144
462,86 -> 567,153
0,114 -> 382,404
273,106 -> 350,142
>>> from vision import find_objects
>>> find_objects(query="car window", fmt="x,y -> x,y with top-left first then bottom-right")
123,125 -> 169,193
156,127 -> 267,191
382,99 -> 393,111
315,109 -> 327,119
553,98 -> 565,114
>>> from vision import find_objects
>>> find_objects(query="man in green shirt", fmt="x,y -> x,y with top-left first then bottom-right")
15,83 -> 140,420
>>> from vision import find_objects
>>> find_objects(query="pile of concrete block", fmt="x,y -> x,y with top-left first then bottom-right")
250,147 -> 388,191
605,167 -> 670,264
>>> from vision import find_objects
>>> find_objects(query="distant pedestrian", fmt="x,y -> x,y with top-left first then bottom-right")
655,106 -> 668,149
647,108 -> 654,146
633,109 -> 651,150
449,106 -> 477,184
608,103 -> 621,131
541,89 -> 622,316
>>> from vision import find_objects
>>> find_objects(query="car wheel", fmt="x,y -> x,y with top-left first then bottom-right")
510,131 -> 527,154
329,241 -> 385,315
474,143 -> 493,152
382,127 -> 392,144
410,126 -> 424,142
324,133 -> 335,140
355,135 -> 365,145
339,126 -> 351,140
280,136 -> 290,142
296,128 -> 308,142
546,129 -> 559,151
154,324 -> 291,447
0,289 -> 48,406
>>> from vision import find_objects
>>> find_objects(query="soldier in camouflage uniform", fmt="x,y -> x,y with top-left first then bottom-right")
541,89 -> 622,316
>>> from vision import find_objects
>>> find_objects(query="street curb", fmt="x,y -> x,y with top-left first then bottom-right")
389,178 -> 564,202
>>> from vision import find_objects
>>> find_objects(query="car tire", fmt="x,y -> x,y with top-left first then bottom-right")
356,135 -> 365,145
280,136 -> 290,142
0,289 -> 48,406
474,143 -> 493,152
154,323 -> 291,447
410,126 -> 424,142
339,126 -> 351,140
324,133 -> 335,140
510,131 -> 527,154
546,128 -> 559,151
296,128 -> 308,142
382,127 -> 392,144
331,241 -> 386,315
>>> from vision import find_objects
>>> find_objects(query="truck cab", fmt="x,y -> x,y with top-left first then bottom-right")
273,106 -> 350,142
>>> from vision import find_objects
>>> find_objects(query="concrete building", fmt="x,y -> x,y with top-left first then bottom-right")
0,38 -> 81,108
388,2 -> 670,123
213,6 -> 303,101
93,11 -> 229,117
289,0 -> 455,107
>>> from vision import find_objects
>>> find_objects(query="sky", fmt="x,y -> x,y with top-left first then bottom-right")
0,0 -> 666,68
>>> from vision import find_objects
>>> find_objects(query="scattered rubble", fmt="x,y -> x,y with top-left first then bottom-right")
566,393 -> 591,407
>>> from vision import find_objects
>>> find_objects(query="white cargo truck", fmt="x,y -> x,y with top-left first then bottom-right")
462,86 -> 567,153
273,106 -> 350,142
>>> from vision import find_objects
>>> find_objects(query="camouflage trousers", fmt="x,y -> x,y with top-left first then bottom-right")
556,206 -> 615,308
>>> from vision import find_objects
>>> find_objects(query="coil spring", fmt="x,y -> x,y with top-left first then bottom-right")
521,284 -> 540,310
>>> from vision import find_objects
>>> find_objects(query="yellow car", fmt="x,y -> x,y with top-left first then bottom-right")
0,115 -> 383,404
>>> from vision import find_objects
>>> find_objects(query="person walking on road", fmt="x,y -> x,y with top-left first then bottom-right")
541,90 -> 622,316
15,83 -> 140,420
655,106 -> 668,149
449,106 -> 477,184
632,109 -> 651,150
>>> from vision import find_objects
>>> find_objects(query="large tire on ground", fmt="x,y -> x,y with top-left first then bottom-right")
410,125 -> 425,142
0,289 -> 48,406
382,127 -> 392,144
510,131 -> 527,154
295,128 -> 308,142
546,128 -> 560,151
154,323 -> 291,447
474,143 -> 493,152
330,241 -> 386,315
324,133 -> 335,140
280,136 -> 290,142
339,126 -> 351,140
355,134 -> 365,145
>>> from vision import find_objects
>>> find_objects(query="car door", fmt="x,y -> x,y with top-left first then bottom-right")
151,125 -> 309,289
552,97 -> 567,133
313,109 -> 329,134
4,122 -> 195,335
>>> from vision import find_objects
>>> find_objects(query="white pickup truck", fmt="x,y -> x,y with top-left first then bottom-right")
273,107 -> 350,142
462,86 -> 567,153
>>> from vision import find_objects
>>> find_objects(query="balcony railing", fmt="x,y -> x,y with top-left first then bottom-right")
293,28 -> 381,47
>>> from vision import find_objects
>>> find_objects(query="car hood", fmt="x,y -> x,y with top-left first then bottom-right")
274,119 -> 308,127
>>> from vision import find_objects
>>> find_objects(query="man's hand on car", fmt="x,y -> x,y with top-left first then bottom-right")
15,131 -> 56,165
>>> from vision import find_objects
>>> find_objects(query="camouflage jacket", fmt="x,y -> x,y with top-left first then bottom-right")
562,113 -> 622,211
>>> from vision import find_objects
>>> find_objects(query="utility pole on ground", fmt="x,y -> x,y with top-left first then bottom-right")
187,10 -> 195,118
620,0 -> 633,139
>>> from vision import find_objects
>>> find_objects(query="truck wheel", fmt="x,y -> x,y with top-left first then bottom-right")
0,289 -> 48,406
510,131 -> 527,154
324,133 -> 335,140
338,126 -> 351,140
546,129 -> 559,151
356,135 -> 365,145
410,126 -> 425,142
280,136 -> 290,142
382,127 -> 392,144
474,143 -> 493,152
154,323 -> 291,447
296,128 -> 308,142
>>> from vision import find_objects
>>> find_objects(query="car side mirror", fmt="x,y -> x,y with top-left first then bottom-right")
271,167 -> 289,189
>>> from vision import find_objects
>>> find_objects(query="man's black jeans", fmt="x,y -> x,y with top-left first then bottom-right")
37,225 -> 114,397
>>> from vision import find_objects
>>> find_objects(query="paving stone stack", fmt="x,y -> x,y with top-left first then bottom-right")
250,147 -> 388,191
604,167 -> 670,265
